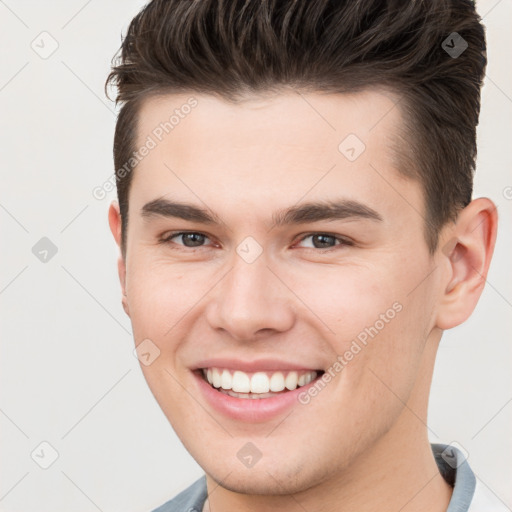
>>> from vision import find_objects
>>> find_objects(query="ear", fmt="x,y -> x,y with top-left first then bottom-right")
108,200 -> 130,317
435,198 -> 498,330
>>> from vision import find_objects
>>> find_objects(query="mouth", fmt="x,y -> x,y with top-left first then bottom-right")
198,367 -> 325,399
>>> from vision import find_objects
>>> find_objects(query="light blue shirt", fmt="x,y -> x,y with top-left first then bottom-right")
152,443 -> 509,511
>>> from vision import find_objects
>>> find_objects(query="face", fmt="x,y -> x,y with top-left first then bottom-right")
114,90 -> 447,494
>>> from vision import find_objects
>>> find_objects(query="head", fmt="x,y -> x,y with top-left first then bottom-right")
106,0 -> 497,497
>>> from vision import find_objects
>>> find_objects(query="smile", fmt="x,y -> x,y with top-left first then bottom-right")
201,367 -> 321,399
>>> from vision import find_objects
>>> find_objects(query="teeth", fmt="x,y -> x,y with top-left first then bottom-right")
251,372 -> 270,393
298,372 -> 314,386
212,368 -> 222,388
285,371 -> 298,390
232,371 -> 251,393
219,389 -> 280,399
221,369 -> 232,389
269,372 -> 285,392
203,368 -> 318,394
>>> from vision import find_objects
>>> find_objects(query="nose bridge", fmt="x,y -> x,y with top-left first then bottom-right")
206,247 -> 295,340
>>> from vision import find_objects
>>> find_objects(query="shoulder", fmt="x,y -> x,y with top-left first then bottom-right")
151,475 -> 207,512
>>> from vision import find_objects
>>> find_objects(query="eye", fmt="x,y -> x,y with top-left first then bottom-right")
158,231 -> 352,251
160,231 -> 214,248
294,233 -> 352,250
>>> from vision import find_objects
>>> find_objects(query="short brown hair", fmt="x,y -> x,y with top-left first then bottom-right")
106,0 -> 486,257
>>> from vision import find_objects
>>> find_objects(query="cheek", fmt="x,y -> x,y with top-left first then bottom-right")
125,256 -> 207,338
294,261 -> 432,393
283,263 -> 400,344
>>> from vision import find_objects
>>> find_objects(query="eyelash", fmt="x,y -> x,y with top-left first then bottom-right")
158,231 -> 354,252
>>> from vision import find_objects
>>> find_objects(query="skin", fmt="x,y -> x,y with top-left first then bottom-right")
108,90 -> 497,512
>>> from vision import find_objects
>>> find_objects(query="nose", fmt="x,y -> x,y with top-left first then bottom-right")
205,251 -> 295,341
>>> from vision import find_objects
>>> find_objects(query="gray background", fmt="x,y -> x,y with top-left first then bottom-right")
0,1 -> 510,510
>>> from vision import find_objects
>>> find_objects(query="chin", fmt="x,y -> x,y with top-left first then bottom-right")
203,457 -> 332,497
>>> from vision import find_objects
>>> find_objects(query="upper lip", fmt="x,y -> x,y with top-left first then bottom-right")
192,358 -> 323,373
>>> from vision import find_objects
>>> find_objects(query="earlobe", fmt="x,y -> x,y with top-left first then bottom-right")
108,201 -> 130,317
435,198 -> 497,330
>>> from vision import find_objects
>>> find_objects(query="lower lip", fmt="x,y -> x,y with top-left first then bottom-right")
193,370 -> 322,423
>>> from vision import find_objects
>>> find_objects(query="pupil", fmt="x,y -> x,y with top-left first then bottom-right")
313,234 -> 334,248
183,233 -> 205,247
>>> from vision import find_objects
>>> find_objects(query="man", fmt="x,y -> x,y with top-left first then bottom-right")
105,1 -> 504,510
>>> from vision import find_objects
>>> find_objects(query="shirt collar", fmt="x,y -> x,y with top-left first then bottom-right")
431,443 -> 476,512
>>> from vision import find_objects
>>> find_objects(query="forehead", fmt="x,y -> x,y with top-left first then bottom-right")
135,88 -> 403,156
130,89 -> 420,225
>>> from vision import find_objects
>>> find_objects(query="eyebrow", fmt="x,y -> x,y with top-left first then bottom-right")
140,197 -> 383,227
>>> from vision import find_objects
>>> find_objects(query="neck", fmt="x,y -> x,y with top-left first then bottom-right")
204,429 -> 452,512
